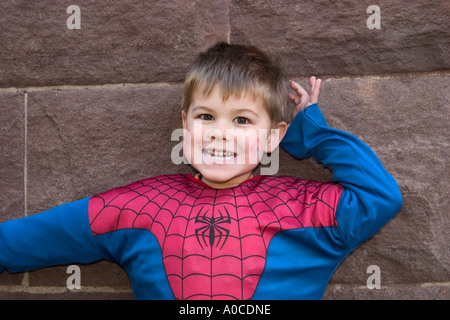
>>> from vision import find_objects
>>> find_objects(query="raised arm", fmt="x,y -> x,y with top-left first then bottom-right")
281,78 -> 402,249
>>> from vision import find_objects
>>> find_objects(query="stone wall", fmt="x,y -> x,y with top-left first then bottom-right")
0,0 -> 448,299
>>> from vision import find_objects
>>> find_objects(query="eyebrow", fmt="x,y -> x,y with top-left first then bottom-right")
190,105 -> 214,113
191,105 -> 260,117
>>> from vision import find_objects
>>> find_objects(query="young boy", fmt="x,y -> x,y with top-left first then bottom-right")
0,42 -> 402,300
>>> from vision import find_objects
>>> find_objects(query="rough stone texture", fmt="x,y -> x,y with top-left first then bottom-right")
28,261 -> 130,288
0,290 -> 134,300
0,0 -> 228,87
230,0 -> 450,77
0,92 -> 25,287
323,283 -> 450,300
0,92 -> 24,222
26,84 -> 186,212
0,0 -> 449,300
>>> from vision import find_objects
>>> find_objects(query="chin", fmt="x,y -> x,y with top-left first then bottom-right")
198,167 -> 237,182
196,164 -> 256,184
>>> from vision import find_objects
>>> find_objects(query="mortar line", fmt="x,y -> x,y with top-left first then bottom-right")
0,81 -> 182,93
0,70 -> 447,93
24,92 -> 28,218
326,282 -> 450,290
226,0 -> 231,43
22,92 -> 30,290
0,284 -> 133,294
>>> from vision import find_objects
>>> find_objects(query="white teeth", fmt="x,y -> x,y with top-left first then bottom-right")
204,149 -> 235,159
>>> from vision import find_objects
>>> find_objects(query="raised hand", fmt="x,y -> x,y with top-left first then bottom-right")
288,76 -> 322,121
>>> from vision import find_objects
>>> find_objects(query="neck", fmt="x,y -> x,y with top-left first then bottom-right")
200,173 -> 254,189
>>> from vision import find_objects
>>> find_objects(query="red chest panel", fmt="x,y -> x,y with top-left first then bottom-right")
88,174 -> 342,300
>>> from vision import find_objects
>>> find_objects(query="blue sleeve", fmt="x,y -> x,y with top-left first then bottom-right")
280,103 -> 403,249
0,197 -> 105,273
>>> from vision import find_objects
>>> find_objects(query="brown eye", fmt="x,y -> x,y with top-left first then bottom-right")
200,114 -> 214,121
235,117 -> 249,125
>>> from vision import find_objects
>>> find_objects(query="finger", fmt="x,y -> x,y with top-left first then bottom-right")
300,92 -> 309,106
290,80 -> 309,98
309,76 -> 316,93
309,78 -> 322,104
288,93 -> 300,105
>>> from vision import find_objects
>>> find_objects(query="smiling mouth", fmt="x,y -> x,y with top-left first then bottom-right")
203,148 -> 236,161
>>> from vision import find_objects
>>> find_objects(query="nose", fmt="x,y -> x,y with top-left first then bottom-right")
206,121 -> 233,142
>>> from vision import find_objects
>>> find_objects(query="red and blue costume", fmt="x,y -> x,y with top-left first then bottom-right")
0,104 -> 402,299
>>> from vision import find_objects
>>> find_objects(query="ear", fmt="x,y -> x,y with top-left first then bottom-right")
181,110 -> 187,130
263,121 -> 288,153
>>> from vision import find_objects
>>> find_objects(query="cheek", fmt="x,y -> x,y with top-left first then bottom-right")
248,131 -> 268,153
182,126 -> 205,163
239,136 -> 265,165
182,129 -> 192,161
249,137 -> 261,155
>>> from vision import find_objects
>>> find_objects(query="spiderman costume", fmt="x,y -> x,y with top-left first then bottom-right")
0,104 -> 403,299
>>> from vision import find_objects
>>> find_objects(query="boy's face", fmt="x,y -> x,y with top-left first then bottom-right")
182,85 -> 286,189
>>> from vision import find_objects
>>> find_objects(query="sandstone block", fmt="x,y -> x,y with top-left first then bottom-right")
27,84 -> 186,212
323,283 -> 450,300
0,290 -> 133,300
0,92 -> 24,222
0,0 -> 228,87
230,0 -> 450,77
0,91 -> 25,287
28,261 -> 131,290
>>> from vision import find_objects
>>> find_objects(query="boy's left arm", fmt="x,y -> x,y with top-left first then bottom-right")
281,78 -> 403,249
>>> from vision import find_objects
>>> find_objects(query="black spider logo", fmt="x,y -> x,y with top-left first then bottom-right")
195,206 -> 231,250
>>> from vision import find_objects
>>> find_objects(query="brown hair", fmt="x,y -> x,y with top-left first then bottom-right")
181,42 -> 288,126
